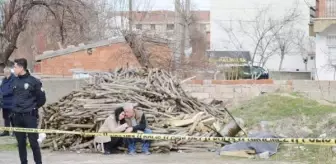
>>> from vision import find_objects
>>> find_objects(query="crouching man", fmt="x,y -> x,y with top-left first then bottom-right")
123,104 -> 152,155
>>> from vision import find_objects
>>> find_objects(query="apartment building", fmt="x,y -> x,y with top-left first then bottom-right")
130,10 -> 210,48
310,0 -> 336,80
211,0 -> 315,73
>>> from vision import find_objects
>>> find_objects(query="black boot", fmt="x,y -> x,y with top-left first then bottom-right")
0,131 -> 9,137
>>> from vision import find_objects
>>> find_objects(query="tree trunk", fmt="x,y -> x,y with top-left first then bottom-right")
305,63 -> 308,71
278,50 -> 285,71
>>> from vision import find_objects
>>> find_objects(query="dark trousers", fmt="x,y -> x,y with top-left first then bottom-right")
125,128 -> 152,153
103,138 -> 123,152
12,112 -> 42,164
2,108 -> 12,129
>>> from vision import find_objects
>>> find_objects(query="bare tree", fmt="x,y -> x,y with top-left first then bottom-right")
173,0 -> 210,76
273,27 -> 296,71
220,5 -> 300,67
293,29 -> 315,71
0,0 -> 88,70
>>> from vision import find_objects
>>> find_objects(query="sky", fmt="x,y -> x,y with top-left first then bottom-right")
134,0 -> 210,10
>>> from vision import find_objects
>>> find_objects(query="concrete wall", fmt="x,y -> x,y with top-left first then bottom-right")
184,79 -> 336,103
41,78 -> 86,104
269,71 -> 312,80
315,24 -> 336,80
183,80 -> 289,105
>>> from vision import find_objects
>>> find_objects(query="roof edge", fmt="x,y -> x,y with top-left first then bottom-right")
35,37 -> 126,61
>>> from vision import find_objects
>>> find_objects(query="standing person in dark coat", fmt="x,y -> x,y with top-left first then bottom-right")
0,66 -> 15,136
12,58 -> 46,164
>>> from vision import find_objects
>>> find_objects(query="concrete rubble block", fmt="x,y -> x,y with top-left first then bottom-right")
219,86 -> 234,93
211,92 -> 234,99
232,86 -> 243,93
204,86 -> 216,94
183,86 -> 203,92
292,80 -> 321,92
241,87 -> 253,94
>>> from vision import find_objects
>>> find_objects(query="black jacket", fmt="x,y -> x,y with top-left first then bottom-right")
0,74 -> 15,109
12,72 -> 45,113
132,114 -> 147,132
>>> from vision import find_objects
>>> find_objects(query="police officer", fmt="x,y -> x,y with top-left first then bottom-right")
12,58 -> 46,164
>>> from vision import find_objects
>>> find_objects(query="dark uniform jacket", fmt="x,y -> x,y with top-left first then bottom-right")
12,72 -> 45,113
0,74 -> 15,110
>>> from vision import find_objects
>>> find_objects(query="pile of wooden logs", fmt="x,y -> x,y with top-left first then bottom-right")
41,68 -> 233,152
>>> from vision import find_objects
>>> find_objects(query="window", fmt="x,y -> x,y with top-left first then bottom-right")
135,24 -> 142,30
167,24 -> 174,30
326,0 -> 336,17
200,24 -> 206,31
150,24 -> 156,30
328,47 -> 336,62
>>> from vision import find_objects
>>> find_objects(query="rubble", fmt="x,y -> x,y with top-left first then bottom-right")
40,68 -> 231,152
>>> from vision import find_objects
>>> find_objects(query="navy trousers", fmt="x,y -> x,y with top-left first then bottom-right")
12,112 -> 42,164
2,108 -> 12,128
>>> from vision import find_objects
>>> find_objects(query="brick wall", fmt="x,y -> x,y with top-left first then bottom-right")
37,43 -> 141,76
317,0 -> 325,17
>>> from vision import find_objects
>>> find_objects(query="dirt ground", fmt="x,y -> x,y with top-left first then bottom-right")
0,150 -> 304,164
0,136 -> 311,164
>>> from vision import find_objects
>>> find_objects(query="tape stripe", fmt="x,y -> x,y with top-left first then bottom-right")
1,127 -> 335,146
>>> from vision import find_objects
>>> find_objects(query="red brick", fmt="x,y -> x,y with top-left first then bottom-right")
191,80 -> 204,85
37,43 -> 141,76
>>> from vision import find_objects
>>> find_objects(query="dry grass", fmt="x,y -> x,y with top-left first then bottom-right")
232,94 -> 336,163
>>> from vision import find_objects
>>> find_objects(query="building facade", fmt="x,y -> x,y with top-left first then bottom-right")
34,37 -> 173,76
311,0 -> 336,80
211,0 -> 315,73
109,10 -> 211,49
131,10 -> 210,42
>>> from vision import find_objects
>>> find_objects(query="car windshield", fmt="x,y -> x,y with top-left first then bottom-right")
251,66 -> 264,74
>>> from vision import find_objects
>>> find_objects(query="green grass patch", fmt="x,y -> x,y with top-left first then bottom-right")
231,94 -> 336,163
232,94 -> 336,127
0,143 -> 17,151
271,145 -> 335,164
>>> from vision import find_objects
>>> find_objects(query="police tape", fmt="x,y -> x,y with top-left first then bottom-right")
1,127 -> 335,146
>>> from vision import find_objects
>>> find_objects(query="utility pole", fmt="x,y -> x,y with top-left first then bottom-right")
174,0 -> 181,72
180,0 -> 186,67
179,0 -> 191,73
182,0 -> 190,64
129,0 -> 133,32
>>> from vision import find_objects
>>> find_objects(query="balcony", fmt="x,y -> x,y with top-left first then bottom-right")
313,0 -> 336,33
